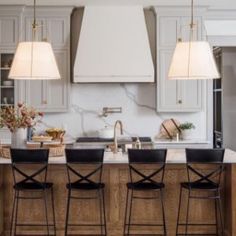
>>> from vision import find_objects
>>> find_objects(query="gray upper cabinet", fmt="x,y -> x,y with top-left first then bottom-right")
20,7 -> 72,112
0,7 -> 22,49
155,10 -> 204,112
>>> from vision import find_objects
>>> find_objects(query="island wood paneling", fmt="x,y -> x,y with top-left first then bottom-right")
0,164 -> 234,236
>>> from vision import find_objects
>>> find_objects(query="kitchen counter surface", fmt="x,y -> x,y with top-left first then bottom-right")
0,148 -> 236,164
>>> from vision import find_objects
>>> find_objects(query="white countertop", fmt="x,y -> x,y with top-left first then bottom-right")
0,149 -> 236,164
153,140 -> 211,144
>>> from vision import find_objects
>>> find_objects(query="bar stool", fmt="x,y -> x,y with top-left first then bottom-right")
123,149 -> 167,236
64,148 -> 106,236
10,148 -> 56,236
176,148 -> 225,236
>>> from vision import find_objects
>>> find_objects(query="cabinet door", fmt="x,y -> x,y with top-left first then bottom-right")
181,17 -> 202,42
46,18 -> 68,48
159,16 -> 180,48
181,80 -> 202,111
157,49 -> 182,112
25,80 -> 47,109
43,50 -> 69,112
23,51 -> 69,112
24,17 -> 46,41
0,16 -> 19,47
157,49 -> 203,112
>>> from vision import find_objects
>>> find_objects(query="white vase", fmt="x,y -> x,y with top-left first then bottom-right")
11,128 -> 27,148
181,130 -> 192,140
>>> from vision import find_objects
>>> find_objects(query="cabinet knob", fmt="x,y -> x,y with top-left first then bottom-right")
42,100 -> 47,105
178,100 -> 182,104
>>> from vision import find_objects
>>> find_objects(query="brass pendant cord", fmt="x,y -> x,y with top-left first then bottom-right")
31,0 -> 37,77
188,0 -> 194,77
32,0 -> 37,41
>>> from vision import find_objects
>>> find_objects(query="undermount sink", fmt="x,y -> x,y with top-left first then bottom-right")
76,137 -> 152,143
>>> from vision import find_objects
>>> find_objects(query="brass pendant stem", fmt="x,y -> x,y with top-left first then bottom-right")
32,0 -> 37,41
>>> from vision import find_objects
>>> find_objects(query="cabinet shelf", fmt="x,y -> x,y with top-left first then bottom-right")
0,67 -> 10,70
0,86 -> 14,88
0,104 -> 14,106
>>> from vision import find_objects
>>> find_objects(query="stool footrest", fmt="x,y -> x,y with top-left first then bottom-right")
16,223 -> 55,227
68,223 -> 106,227
178,223 -> 217,226
177,234 -> 218,236
125,223 -> 164,226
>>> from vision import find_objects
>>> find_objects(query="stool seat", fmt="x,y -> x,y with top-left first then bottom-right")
66,182 -> 105,190
14,182 -> 53,190
127,182 -> 165,190
181,182 -> 219,190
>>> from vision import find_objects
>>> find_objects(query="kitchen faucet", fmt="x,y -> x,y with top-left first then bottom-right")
113,120 -> 123,153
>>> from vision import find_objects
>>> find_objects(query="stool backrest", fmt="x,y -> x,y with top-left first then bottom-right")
128,149 -> 167,185
65,149 -> 105,186
10,148 -> 49,186
185,148 -> 225,186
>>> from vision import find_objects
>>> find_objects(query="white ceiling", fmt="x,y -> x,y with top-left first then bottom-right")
0,0 -> 235,9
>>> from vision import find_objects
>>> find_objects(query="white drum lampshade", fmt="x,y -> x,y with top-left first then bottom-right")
168,41 -> 220,80
9,41 -> 61,80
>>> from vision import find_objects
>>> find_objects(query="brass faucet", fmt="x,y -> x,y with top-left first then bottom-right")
113,120 -> 123,153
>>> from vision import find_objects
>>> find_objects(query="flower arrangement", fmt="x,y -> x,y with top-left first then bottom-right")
179,122 -> 195,131
0,103 -> 43,133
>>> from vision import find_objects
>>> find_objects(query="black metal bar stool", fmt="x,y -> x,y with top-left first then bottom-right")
123,149 -> 167,236
64,148 -> 106,236
10,148 -> 56,236
176,148 -> 225,236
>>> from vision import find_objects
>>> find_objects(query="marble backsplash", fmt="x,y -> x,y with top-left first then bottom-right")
38,83 -> 208,142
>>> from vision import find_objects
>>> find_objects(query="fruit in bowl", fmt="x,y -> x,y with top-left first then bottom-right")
46,128 -> 65,141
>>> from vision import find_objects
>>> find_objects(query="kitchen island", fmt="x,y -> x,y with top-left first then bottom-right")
0,149 -> 236,236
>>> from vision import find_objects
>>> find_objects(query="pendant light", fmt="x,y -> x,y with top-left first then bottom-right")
8,0 -> 61,80
168,0 -> 220,80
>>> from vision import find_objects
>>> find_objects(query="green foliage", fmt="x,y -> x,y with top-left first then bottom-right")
179,122 -> 195,130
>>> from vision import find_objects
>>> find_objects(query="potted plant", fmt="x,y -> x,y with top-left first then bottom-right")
0,103 -> 43,147
179,122 -> 195,140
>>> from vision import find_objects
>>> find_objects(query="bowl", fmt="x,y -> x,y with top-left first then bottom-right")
98,127 -> 114,139
46,128 -> 66,140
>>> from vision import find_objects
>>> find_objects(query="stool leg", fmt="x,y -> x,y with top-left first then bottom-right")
215,196 -> 218,236
43,190 -> 50,235
123,188 -> 130,236
65,189 -> 71,236
14,190 -> 20,236
127,190 -> 134,236
51,188 -> 57,235
185,190 -> 191,236
176,186 -> 183,236
10,190 -> 16,236
217,191 -> 224,235
160,189 -> 167,235
102,188 -> 107,236
98,190 -> 103,235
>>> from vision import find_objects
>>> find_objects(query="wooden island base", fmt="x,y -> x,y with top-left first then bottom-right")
0,164 -> 235,236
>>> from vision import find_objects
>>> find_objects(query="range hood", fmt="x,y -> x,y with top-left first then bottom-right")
73,6 -> 154,83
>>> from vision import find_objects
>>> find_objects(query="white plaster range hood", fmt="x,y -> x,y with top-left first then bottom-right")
73,6 -> 154,83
